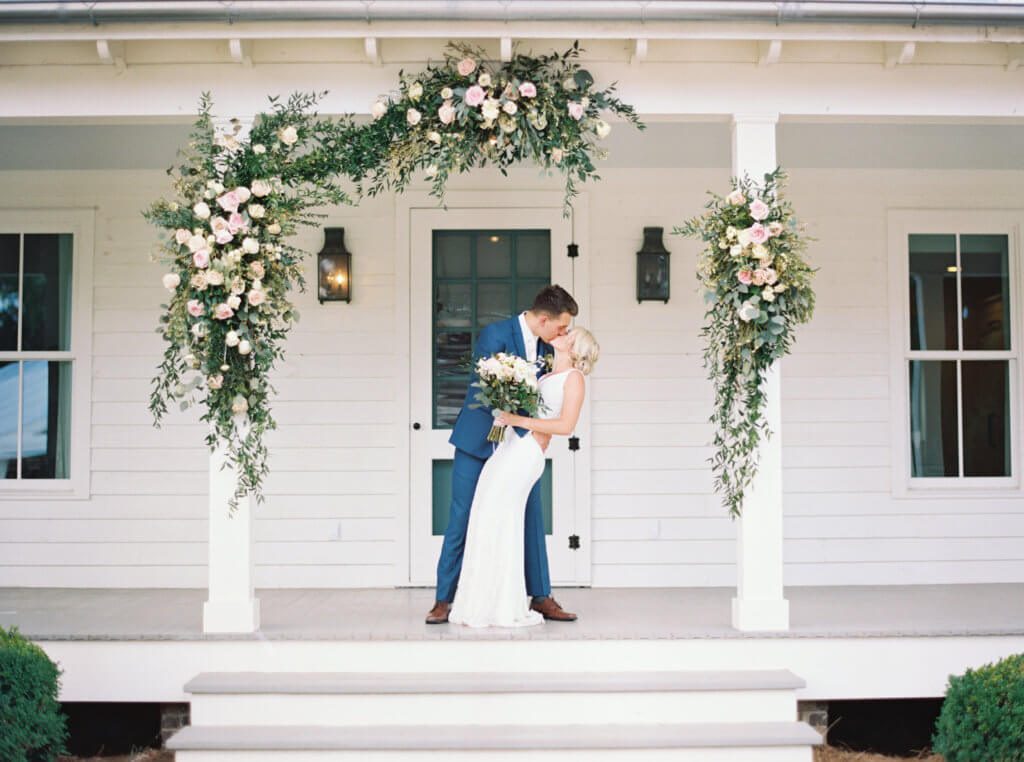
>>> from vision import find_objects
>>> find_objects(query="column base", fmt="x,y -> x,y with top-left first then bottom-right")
203,597 -> 261,633
731,596 -> 790,631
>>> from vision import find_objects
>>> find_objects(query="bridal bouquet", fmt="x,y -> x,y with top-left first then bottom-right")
470,352 -> 544,442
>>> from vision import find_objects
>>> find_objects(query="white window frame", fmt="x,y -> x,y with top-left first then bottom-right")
887,208 -> 1024,499
0,209 -> 93,500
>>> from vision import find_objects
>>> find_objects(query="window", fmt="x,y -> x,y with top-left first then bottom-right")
888,211 -> 1021,495
0,211 -> 93,498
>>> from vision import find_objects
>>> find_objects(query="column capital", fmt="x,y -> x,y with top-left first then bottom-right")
731,112 -> 780,127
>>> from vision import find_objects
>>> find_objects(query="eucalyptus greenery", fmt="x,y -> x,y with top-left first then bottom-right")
356,41 -> 645,214
675,168 -> 817,518
145,43 -> 641,514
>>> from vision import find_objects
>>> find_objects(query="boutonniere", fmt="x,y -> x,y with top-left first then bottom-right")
542,354 -> 555,371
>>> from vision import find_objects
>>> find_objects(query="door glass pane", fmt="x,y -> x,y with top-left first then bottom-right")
21,360 -> 71,479
0,361 -> 16,479
22,234 -> 73,352
908,234 -> 957,351
476,282 -> 511,328
434,232 -> 471,278
0,235 -> 18,352
909,360 -> 959,477
516,232 -> 550,278
476,233 -> 511,278
962,360 -> 1010,477
433,458 -> 552,536
961,234 -> 1010,351
436,283 -> 471,328
435,331 -> 470,375
516,282 -> 546,314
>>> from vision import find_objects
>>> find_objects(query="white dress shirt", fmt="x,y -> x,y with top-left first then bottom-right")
517,311 -> 538,362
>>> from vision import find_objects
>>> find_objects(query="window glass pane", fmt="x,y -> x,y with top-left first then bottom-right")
433,375 -> 469,429
908,234 -> 957,351
909,359 -> 959,477
434,232 -> 471,279
516,282 -> 546,314
435,331 -> 471,375
435,283 -> 471,327
516,231 -> 550,278
22,234 -> 73,352
476,233 -> 511,278
0,361 -> 16,479
961,234 -> 1010,351
0,235 -> 17,352
433,457 -> 552,536
477,282 -> 512,328
962,360 -> 1010,477
21,360 -> 71,479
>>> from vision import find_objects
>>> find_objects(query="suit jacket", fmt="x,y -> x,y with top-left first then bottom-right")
448,314 -> 553,460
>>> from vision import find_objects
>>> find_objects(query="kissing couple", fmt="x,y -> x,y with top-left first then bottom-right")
426,284 -> 600,627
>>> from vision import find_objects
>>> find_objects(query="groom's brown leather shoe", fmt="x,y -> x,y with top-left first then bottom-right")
531,596 -> 577,621
425,600 -> 450,624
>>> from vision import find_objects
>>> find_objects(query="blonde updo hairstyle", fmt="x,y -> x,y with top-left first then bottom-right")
569,327 -> 600,375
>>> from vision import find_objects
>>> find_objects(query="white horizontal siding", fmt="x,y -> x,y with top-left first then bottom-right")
1,160 -> 1023,590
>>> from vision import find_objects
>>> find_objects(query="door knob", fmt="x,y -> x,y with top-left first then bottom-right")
412,422 -> 422,430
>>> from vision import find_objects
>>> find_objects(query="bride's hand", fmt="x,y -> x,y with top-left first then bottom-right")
494,411 -> 519,427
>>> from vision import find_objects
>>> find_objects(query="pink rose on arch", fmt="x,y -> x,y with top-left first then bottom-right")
767,221 -> 784,237
749,199 -> 770,221
747,223 -> 769,245
752,269 -> 768,286
518,81 -> 537,98
457,57 -> 477,76
213,303 -> 235,320
214,230 -> 233,245
175,228 -> 191,245
567,101 -> 584,120
216,191 -> 240,214
249,261 -> 265,279
464,85 -> 486,107
438,101 -> 456,124
192,249 -> 211,269
228,212 -> 246,234
737,269 -> 753,285
726,189 -> 746,205
186,299 -> 205,317
247,288 -> 266,307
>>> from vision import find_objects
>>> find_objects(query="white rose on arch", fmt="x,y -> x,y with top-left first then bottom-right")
371,100 -> 388,120
738,300 -> 760,322
407,108 -> 422,126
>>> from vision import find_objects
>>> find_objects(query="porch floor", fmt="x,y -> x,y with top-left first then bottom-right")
2,584 -> 1023,641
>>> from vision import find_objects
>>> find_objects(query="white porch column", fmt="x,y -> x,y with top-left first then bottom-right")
730,112 -> 790,632
202,116 -> 261,634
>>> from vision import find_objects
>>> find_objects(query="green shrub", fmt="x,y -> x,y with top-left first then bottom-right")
0,625 -> 70,762
933,652 -> 1024,761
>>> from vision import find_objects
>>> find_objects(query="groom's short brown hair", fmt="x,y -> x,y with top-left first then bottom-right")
532,284 -> 578,317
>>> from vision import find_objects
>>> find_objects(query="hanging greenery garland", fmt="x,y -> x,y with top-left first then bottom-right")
351,41 -> 644,214
674,168 -> 818,518
144,43 -> 643,514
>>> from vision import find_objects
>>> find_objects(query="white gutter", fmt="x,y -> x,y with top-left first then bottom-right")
1,0 -> 1024,27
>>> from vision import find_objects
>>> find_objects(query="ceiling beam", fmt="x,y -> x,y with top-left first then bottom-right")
228,38 -> 252,67
95,39 -> 125,72
500,36 -> 512,62
884,41 -> 916,68
630,38 -> 648,68
364,37 -> 382,66
758,39 -> 782,66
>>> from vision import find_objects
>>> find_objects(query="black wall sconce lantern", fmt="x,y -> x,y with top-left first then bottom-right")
636,226 -> 670,303
318,227 -> 352,304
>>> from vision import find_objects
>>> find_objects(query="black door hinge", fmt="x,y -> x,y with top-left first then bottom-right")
568,436 -> 580,451
568,534 -> 580,550
567,243 -> 579,258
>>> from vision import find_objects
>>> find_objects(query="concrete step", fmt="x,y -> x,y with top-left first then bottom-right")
184,670 -> 804,726
167,721 -> 822,761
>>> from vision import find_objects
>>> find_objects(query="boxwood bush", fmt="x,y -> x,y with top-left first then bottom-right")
0,624 -> 69,762
933,652 -> 1024,761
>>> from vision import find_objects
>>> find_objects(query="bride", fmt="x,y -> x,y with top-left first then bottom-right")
448,326 -> 600,628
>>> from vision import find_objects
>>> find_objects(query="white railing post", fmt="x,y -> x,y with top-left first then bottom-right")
202,115 -> 261,634
730,112 -> 790,632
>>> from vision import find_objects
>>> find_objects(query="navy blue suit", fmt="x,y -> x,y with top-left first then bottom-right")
435,315 -> 553,603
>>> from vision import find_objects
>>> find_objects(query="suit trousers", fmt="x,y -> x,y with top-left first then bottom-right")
435,444 -> 551,603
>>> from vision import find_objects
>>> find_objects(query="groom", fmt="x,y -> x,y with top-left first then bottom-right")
426,284 -> 579,624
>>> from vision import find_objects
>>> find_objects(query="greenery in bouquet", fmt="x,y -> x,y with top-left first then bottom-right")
351,40 -> 645,215
470,352 -> 546,442
675,168 -> 817,518
143,91 -> 358,514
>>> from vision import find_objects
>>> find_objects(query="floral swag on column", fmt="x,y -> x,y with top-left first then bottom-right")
145,42 -> 644,514
675,169 -> 817,518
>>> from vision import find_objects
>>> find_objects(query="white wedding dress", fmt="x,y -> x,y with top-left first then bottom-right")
448,368 -> 580,628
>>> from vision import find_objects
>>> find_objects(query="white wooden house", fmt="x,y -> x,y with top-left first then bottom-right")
2,1 -> 1024,759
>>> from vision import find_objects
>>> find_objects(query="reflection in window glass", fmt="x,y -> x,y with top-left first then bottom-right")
909,360 -> 958,477
0,361 -> 16,479
961,234 -> 1010,351
908,234 -> 957,351
22,234 -> 73,352
962,361 -> 1010,477
0,235 -> 18,352
21,361 -> 72,479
